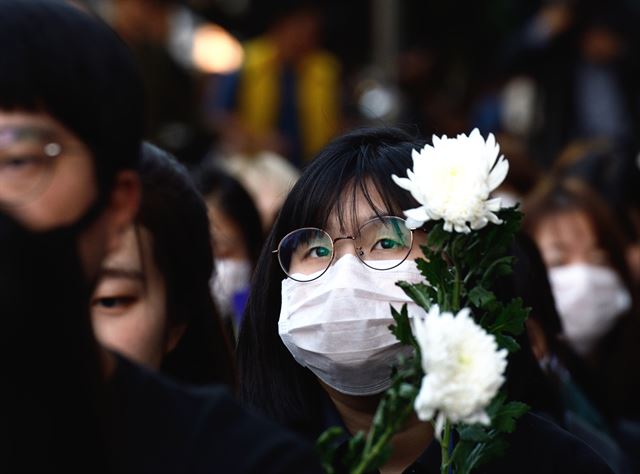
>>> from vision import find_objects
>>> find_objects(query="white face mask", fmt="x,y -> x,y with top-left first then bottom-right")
278,255 -> 425,396
548,263 -> 631,356
212,259 -> 252,318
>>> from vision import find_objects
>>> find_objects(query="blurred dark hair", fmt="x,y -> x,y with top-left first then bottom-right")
193,164 -> 264,268
0,0 -> 144,195
237,127 -> 426,434
137,143 -> 236,388
495,233 -> 566,419
0,213 -> 106,472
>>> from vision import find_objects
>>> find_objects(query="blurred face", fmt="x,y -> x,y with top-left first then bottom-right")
91,226 -> 176,368
534,210 -> 609,268
206,199 -> 249,260
0,111 -> 140,278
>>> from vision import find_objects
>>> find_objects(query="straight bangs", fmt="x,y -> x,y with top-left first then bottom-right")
275,127 -> 424,242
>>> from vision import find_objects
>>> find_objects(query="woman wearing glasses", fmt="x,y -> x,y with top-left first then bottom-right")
237,128 -> 613,473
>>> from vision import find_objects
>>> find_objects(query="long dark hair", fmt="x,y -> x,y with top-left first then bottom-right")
137,143 -> 236,388
237,127 -> 425,435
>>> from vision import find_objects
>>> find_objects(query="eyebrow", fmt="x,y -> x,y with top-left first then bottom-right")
98,267 -> 145,282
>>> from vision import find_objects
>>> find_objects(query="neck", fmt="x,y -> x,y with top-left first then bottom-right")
321,382 -> 433,474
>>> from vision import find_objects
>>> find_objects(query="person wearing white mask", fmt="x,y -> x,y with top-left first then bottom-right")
524,177 -> 640,425
237,128 -> 615,474
193,165 -> 264,338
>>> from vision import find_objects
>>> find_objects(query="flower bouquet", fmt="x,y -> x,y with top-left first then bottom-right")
317,129 -> 530,474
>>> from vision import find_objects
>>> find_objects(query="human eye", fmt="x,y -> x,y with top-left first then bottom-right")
0,155 -> 42,172
373,237 -> 405,251
304,244 -> 332,259
91,294 -> 139,315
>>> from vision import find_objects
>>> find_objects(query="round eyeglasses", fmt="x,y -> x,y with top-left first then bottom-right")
0,127 -> 64,207
273,216 -> 416,282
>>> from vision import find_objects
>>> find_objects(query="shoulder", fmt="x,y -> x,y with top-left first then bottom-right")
484,413 -> 614,474
109,355 -> 323,474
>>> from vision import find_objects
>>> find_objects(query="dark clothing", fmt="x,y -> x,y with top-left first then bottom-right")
319,396 -> 614,474
409,413 -> 614,474
106,356 -> 323,474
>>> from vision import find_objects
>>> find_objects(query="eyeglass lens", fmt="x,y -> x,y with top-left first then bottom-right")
0,127 -> 60,206
278,216 -> 413,281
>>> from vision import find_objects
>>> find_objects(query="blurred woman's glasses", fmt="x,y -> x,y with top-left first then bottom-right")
0,127 -> 63,207
273,216 -> 416,282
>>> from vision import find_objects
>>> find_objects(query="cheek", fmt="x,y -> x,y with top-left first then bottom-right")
92,302 -> 167,369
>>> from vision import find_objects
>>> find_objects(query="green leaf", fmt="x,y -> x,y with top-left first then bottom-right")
460,437 -> 510,474
494,334 -> 520,352
425,222 -> 449,250
389,304 -> 417,349
362,444 -> 393,472
481,256 -> 514,284
492,401 -> 530,434
314,426 -> 345,474
343,431 -> 366,466
457,424 -> 491,442
396,281 -> 433,311
468,286 -> 495,309
488,298 -> 529,336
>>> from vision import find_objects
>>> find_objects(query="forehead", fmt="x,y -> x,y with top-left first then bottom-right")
535,210 -> 597,249
102,226 -> 145,272
325,184 -> 391,235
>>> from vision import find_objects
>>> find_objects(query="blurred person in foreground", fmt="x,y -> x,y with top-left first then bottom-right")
0,1 -> 322,472
92,143 -> 236,386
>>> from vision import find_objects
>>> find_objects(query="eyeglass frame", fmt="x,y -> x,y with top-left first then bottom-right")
272,215 -> 421,282
0,132 -> 67,207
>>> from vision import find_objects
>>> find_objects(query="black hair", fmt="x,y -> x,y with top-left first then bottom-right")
495,233 -> 566,420
0,0 -> 145,195
0,213 -> 106,472
137,143 -> 236,388
237,127 -> 425,434
193,164 -> 264,268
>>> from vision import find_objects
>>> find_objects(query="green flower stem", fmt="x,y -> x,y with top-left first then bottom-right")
351,401 -> 415,474
451,260 -> 461,312
440,421 -> 452,474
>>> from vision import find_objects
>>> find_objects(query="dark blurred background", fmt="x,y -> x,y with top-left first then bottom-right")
78,0 -> 640,240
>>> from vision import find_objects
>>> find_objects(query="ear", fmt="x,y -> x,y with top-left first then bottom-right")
164,323 -> 187,354
104,170 -> 141,254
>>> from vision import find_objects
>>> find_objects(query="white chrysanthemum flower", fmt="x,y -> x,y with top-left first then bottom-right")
412,305 -> 507,439
392,128 -> 509,233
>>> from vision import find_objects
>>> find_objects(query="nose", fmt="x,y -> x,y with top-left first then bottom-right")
332,236 -> 363,260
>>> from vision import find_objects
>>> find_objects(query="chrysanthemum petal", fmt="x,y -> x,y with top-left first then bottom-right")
412,306 -> 507,430
392,129 -> 510,233
391,174 -> 412,191
488,156 -> 509,191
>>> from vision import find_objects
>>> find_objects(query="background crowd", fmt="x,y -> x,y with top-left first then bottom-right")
3,0 -> 640,472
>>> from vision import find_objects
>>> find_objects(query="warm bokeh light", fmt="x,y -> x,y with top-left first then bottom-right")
192,24 -> 243,74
